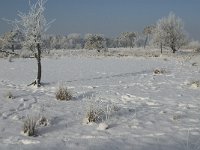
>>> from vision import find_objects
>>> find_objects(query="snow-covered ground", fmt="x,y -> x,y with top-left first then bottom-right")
0,51 -> 200,150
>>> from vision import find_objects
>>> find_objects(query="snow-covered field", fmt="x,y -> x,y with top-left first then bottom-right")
0,51 -> 200,150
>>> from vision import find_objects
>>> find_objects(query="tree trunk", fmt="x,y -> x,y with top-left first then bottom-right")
144,35 -> 148,49
171,46 -> 176,53
36,43 -> 41,87
11,45 -> 14,52
171,41 -> 176,53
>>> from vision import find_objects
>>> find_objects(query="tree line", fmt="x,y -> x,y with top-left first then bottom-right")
0,11 -> 188,54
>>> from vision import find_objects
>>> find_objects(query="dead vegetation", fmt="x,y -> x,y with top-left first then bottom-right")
55,86 -> 72,101
153,68 -> 166,74
23,116 -> 37,136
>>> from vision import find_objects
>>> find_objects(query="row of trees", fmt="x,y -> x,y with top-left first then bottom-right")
0,31 -> 141,51
0,12 -> 187,53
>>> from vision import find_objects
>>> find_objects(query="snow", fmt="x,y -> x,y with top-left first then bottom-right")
97,123 -> 109,131
0,51 -> 200,150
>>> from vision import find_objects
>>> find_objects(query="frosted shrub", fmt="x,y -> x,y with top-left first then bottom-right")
0,52 -> 7,58
84,102 -> 114,124
84,34 -> 106,51
85,105 -> 104,123
55,86 -> 72,101
23,116 -> 37,136
20,49 -> 33,58
154,68 -> 166,74
37,116 -> 49,126
190,80 -> 200,88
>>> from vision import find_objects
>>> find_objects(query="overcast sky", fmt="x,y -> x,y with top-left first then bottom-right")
0,0 -> 199,40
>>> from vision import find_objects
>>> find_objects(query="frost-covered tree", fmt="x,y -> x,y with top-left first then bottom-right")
153,12 -> 187,53
1,30 -> 24,51
134,34 -> 146,48
52,35 -> 67,49
84,34 -> 106,51
13,0 -> 52,86
0,38 -> 3,50
118,32 -> 136,48
105,38 -> 118,48
66,33 -> 83,49
143,25 -> 155,49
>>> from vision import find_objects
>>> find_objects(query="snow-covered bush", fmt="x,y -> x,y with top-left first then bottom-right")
152,12 -> 187,53
0,30 -> 24,51
84,102 -> 114,124
55,86 -> 72,101
20,49 -> 33,58
0,53 -> 4,58
23,116 -> 37,136
85,105 -> 104,123
190,80 -> 200,88
37,116 -> 49,126
153,68 -> 166,75
84,34 -> 106,51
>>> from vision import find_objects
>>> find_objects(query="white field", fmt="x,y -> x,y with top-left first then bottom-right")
0,49 -> 200,150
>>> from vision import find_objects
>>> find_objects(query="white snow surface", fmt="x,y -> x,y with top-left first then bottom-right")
0,52 -> 200,150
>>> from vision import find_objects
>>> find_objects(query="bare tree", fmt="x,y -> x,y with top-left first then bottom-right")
153,12 -> 187,53
13,0 -> 53,87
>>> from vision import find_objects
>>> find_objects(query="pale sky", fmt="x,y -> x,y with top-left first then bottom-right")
0,0 -> 199,40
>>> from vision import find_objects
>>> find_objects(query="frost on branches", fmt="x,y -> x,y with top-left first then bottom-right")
118,32 -> 136,48
153,12 -> 187,53
14,0 -> 53,87
84,34 -> 106,52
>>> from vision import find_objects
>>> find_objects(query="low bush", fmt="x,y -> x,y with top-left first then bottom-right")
55,86 -> 72,101
190,80 -> 200,88
84,102 -> 115,124
85,105 -> 104,123
23,116 -> 37,136
154,68 -> 166,74
37,116 -> 49,126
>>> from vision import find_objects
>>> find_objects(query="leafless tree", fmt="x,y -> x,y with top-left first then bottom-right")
153,12 -> 187,53
12,0 -> 53,87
